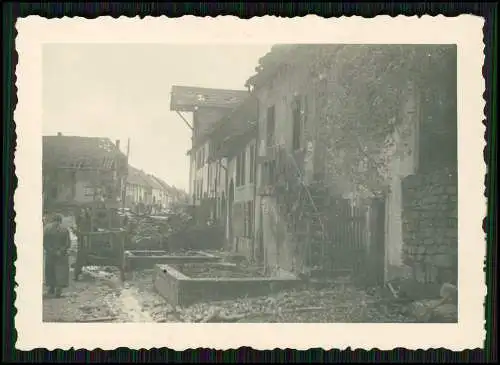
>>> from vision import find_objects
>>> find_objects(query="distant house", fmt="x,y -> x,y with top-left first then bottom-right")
143,174 -> 164,213
150,176 -> 174,208
42,134 -> 127,211
125,166 -> 150,211
169,85 -> 249,211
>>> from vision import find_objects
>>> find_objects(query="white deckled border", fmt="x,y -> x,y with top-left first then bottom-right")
14,15 -> 486,351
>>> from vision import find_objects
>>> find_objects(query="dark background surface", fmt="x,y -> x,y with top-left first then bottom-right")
2,2 -> 497,363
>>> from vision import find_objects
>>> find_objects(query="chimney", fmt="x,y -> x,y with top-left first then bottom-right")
57,132 -> 62,136
116,139 -> 120,150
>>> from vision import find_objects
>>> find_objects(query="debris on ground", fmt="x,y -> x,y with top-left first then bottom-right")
178,280 -> 415,323
124,205 -> 224,252
408,282 -> 458,323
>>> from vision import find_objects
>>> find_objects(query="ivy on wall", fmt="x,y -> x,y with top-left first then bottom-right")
248,44 -> 456,199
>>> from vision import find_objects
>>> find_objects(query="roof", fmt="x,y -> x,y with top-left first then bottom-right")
244,45 -> 299,88
151,175 -> 172,192
43,135 -> 127,172
127,166 -> 151,186
145,174 -> 164,190
187,95 -> 259,156
170,85 -> 249,112
244,44 -> 342,90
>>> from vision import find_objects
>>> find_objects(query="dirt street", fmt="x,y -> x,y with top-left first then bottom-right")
43,265 -> 167,323
43,230 -> 415,323
43,264 -> 415,323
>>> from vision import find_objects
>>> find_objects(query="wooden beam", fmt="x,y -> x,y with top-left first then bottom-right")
176,111 -> 194,130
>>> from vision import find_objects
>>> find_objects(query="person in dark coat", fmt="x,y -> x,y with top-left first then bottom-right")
43,214 -> 71,297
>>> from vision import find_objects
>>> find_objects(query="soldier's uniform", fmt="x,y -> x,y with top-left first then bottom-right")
43,215 -> 70,297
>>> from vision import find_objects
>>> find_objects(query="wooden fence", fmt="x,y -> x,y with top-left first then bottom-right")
322,197 -> 386,285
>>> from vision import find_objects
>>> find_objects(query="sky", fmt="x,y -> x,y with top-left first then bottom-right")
42,43 -> 272,191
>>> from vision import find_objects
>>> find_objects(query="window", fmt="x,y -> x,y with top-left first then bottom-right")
266,105 -> 276,147
292,97 -> 302,151
249,143 -> 255,184
84,186 -> 95,197
236,150 -> 246,187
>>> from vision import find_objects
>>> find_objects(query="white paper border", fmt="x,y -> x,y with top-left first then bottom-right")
14,15 -> 486,350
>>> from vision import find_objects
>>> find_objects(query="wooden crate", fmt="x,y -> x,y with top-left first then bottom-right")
74,229 -> 127,281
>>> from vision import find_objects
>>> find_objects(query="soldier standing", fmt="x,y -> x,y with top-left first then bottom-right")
43,214 -> 71,297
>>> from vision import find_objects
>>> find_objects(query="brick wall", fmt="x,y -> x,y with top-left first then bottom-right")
401,168 -> 457,285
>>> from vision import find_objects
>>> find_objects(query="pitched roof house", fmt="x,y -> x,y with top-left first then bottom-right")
42,134 -> 127,208
43,134 -> 127,172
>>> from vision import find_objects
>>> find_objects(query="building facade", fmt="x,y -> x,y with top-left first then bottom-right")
169,85 -> 249,225
204,96 -> 259,257
43,134 -> 128,211
170,45 -> 457,286
243,44 -> 457,283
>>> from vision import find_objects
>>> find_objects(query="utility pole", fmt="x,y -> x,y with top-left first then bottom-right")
122,138 -> 131,210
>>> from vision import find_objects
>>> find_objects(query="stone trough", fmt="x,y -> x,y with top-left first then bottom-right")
153,263 -> 302,307
123,250 -> 220,274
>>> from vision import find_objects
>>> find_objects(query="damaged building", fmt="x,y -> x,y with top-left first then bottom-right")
169,45 -> 457,288
243,44 -> 458,285
169,85 -> 249,226
43,133 -> 128,212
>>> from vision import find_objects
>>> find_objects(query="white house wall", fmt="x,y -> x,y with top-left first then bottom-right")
384,82 -> 420,282
254,63 -> 317,273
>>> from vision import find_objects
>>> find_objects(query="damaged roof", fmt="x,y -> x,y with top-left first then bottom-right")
170,85 -> 249,112
208,95 -> 258,140
43,135 -> 127,172
208,95 -> 259,159
187,95 -> 258,156
244,44 -> 300,89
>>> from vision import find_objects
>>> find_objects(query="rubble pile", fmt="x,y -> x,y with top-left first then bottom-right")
125,209 -> 194,250
177,283 -> 415,323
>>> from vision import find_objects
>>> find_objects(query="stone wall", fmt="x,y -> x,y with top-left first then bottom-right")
401,168 -> 457,285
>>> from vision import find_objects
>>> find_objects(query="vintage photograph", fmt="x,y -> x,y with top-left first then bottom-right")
15,16 -> 485,350
41,43 -> 458,324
